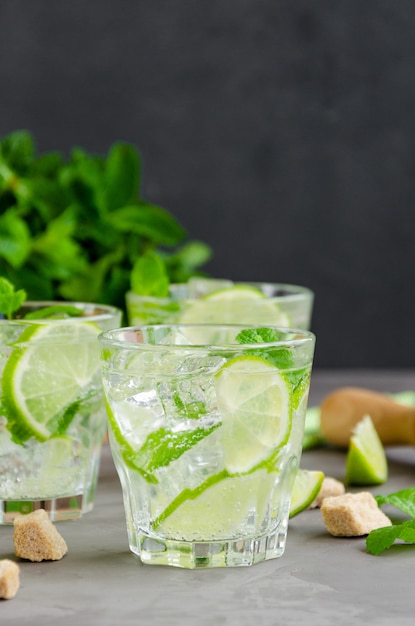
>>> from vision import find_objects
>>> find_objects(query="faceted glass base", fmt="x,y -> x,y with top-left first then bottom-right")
132,528 -> 288,568
0,495 -> 84,524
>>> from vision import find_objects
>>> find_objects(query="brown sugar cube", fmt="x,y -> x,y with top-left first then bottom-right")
13,509 -> 68,562
321,491 -> 392,537
0,559 -> 20,600
309,477 -> 346,509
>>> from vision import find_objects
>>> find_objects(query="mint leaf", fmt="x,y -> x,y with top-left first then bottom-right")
105,202 -> 186,246
125,423 -> 220,479
0,209 -> 31,267
0,277 -> 26,319
164,241 -> 212,283
104,142 -> 140,211
366,520 -> 415,555
236,327 -> 285,344
0,129 -> 34,174
130,250 -> 170,297
236,327 -> 293,369
375,488 -> 415,518
366,487 -> 415,555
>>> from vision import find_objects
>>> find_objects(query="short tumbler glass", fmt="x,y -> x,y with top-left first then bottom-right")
126,278 -> 314,330
0,302 -> 122,523
99,323 -> 316,568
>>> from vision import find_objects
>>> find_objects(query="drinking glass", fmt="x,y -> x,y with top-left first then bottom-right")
0,302 -> 122,523
99,323 -> 315,568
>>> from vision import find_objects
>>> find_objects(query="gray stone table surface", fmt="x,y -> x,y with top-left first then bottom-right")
1,370 -> 415,625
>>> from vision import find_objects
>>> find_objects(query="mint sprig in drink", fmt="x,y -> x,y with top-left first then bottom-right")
0,300 -> 121,523
99,324 -> 315,568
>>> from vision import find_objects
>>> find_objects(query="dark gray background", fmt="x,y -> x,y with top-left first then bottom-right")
1,0 -> 414,369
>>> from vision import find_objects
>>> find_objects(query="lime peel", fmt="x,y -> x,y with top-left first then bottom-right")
289,469 -> 325,517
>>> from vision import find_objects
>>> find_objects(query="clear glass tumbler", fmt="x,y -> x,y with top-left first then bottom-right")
0,302 -> 122,523
99,323 -> 315,568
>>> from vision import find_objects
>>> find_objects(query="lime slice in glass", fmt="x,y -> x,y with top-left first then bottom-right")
289,469 -> 325,518
179,284 -> 291,327
345,415 -> 388,485
214,355 -> 292,473
2,322 -> 101,443
154,469 -> 278,540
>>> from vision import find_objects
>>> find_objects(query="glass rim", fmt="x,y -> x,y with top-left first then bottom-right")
98,323 -> 316,351
3,301 -> 122,325
126,281 -> 314,303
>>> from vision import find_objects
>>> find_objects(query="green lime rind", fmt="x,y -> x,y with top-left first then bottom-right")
3,324 -> 50,442
345,415 -> 388,486
3,392 -> 84,444
289,469 -> 325,518
2,321 -> 101,444
152,469 -> 230,529
152,452 -> 288,531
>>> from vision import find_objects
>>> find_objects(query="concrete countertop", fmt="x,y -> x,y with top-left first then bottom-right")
1,370 -> 415,625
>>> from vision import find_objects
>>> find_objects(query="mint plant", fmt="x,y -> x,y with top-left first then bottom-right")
0,130 -> 211,312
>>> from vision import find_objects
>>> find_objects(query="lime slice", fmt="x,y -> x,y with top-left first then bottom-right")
214,355 -> 292,473
2,322 -> 101,443
345,415 -> 388,485
154,469 -> 277,540
179,284 -> 291,327
289,469 -> 325,518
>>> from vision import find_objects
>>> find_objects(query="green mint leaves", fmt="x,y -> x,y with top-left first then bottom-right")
127,423 -> 220,481
366,487 -> 415,555
375,488 -> 415,517
235,327 -> 293,369
0,277 -> 85,320
366,520 -> 415,556
0,130 -> 211,312
0,277 -> 26,319
130,250 -> 170,298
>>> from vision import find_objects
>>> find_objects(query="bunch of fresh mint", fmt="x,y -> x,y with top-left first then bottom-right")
0,130 -> 211,313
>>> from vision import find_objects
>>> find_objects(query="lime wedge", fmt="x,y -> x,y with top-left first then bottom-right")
2,322 -> 101,443
179,284 -> 291,327
214,355 -> 292,473
345,415 -> 388,485
289,469 -> 325,517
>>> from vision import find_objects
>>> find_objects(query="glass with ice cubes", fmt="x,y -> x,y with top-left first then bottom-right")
99,324 -> 315,568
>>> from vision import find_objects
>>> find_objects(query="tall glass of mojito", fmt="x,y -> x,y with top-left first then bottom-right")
0,302 -> 122,523
126,277 -> 314,330
99,323 -> 315,568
